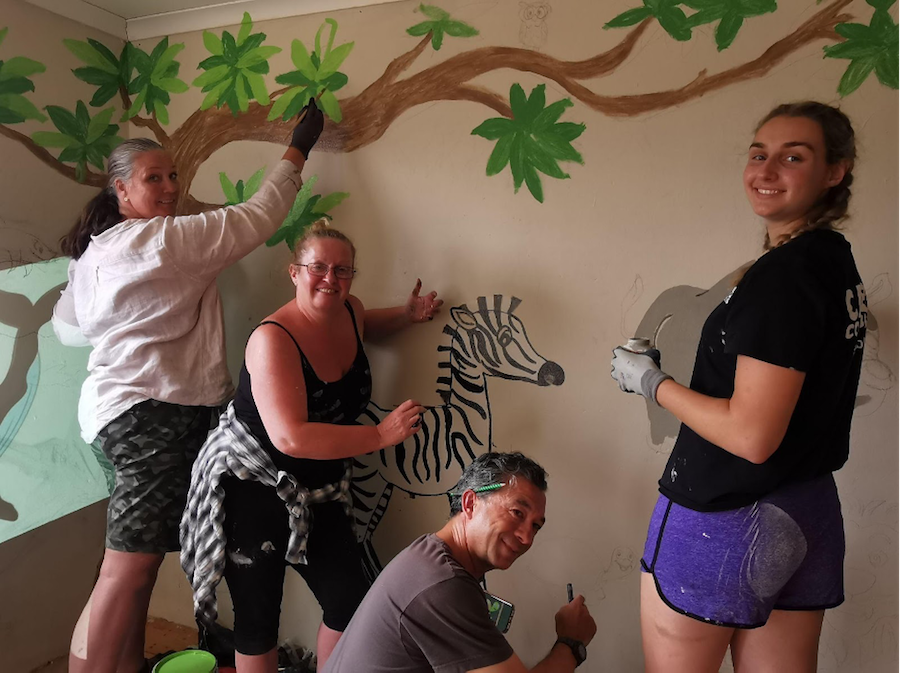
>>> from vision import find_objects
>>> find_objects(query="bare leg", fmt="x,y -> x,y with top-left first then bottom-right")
641,573 -> 733,673
69,549 -> 164,673
316,622 -> 343,669
235,648 -> 278,673
730,609 -> 824,673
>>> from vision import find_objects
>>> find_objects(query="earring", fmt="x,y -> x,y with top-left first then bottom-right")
123,197 -> 129,202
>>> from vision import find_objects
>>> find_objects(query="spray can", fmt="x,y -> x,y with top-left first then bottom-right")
622,337 -> 652,354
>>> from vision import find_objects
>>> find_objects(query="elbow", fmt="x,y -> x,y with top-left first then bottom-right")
735,434 -> 782,465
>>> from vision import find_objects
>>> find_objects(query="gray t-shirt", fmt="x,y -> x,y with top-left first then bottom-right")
324,534 -> 514,673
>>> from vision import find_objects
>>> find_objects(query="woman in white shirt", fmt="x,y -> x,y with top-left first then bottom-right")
53,101 -> 324,673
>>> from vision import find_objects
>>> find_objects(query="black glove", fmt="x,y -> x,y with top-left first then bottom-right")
290,99 -> 324,159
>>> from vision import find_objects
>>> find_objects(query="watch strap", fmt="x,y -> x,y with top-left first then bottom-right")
555,637 -> 586,667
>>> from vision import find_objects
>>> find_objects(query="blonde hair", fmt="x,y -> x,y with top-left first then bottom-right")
291,218 -> 356,264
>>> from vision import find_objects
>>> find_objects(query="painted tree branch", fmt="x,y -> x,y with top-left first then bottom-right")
118,86 -> 169,144
0,123 -> 105,187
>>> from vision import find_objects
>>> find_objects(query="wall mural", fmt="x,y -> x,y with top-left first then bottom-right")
351,295 -> 565,578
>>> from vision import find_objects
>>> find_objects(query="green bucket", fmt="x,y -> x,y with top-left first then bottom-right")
151,649 -> 218,673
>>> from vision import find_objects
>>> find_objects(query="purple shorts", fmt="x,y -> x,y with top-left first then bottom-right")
641,474 -> 845,628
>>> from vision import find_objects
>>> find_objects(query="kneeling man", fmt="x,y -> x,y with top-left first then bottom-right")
325,452 -> 596,672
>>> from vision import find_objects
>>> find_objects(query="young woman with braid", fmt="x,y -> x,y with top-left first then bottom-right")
610,102 -> 866,672
52,101 -> 324,673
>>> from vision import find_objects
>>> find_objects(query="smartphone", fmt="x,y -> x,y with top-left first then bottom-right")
484,592 -> 515,633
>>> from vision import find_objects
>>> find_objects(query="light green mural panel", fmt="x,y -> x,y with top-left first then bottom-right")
0,258 -> 108,544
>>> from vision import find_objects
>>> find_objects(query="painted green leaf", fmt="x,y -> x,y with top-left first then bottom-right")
431,29 -> 445,50
875,50 -> 898,87
236,45 -> 281,69
64,38 -> 118,74
244,71 -> 270,104
31,131 -> 76,148
0,28 -> 8,49
203,30 -> 223,55
657,5 -> 692,41
485,134 -> 514,175
275,70 -> 315,87
73,66 -> 118,86
443,21 -> 479,37
312,191 -> 349,213
219,172 -> 239,203
604,6 -> 654,28
318,88 -> 342,122
317,42 -> 354,80
323,72 -> 349,92
267,86 -> 303,120
291,39 -> 318,80
152,43 -> 185,78
824,38 -> 883,59
46,105 -> 82,138
75,100 -> 91,132
200,79 -> 229,110
837,58 -> 876,96
407,21 -> 434,37
235,73 -> 250,113
245,167 -> 266,198
0,93 -> 45,122
237,12 -> 253,46
125,88 -> 147,119
473,84 -> 584,202
866,0 -> 896,10
156,77 -> 189,93
715,12 -> 743,50
193,65 -> 230,89
91,83 -> 119,107
86,107 -> 114,143
471,117 -> 516,140
153,97 -> 169,124
0,77 -> 33,95
0,57 -> 45,80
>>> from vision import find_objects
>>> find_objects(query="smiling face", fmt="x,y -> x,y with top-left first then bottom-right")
290,237 -> 355,311
466,478 -> 547,573
743,115 -> 847,238
115,150 -> 178,219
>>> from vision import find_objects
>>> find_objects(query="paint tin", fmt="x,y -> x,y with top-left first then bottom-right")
623,337 -> 652,353
151,649 -> 217,673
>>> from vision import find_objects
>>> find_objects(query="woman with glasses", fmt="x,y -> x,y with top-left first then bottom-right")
182,219 -> 442,672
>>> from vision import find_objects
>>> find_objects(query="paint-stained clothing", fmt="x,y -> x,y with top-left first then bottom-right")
324,534 -> 514,673
179,401 -> 353,626
659,230 -> 866,511
50,160 -> 303,443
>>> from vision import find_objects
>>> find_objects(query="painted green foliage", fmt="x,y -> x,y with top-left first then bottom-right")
824,0 -> 898,96
0,27 -> 47,124
194,12 -> 281,115
604,0 -> 777,49
407,4 -> 479,51
270,19 -> 353,123
472,84 -> 585,204
219,167 -> 267,205
32,101 -> 122,182
266,174 -> 350,250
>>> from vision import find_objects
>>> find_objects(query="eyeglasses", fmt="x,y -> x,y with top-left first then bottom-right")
294,263 -> 356,280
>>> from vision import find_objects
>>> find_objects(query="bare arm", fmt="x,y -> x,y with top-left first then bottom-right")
656,354 -> 805,464
364,279 -> 443,342
247,323 -> 424,460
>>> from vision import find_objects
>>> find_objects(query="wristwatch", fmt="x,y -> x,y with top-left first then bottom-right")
555,637 -> 587,668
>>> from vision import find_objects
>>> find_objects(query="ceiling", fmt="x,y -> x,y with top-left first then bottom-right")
27,0 -> 405,40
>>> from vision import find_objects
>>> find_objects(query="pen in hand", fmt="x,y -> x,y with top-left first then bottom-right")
567,583 -> 574,603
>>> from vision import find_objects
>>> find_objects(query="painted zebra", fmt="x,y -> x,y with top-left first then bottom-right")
351,294 -> 564,578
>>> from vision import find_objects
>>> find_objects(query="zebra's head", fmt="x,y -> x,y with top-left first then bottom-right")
446,295 -> 565,386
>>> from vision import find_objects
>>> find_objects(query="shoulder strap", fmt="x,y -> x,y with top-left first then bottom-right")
257,320 -> 305,359
344,301 -> 363,344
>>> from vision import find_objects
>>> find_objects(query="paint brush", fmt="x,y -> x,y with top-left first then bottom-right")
567,583 -> 574,603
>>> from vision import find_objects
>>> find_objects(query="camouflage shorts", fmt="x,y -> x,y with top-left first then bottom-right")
97,399 -> 216,554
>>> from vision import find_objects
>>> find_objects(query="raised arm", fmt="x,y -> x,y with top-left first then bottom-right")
163,101 -> 325,277
364,279 -> 443,342
246,323 -> 424,460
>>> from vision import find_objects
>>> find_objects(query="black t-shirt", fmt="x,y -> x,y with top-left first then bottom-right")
659,229 -> 866,511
